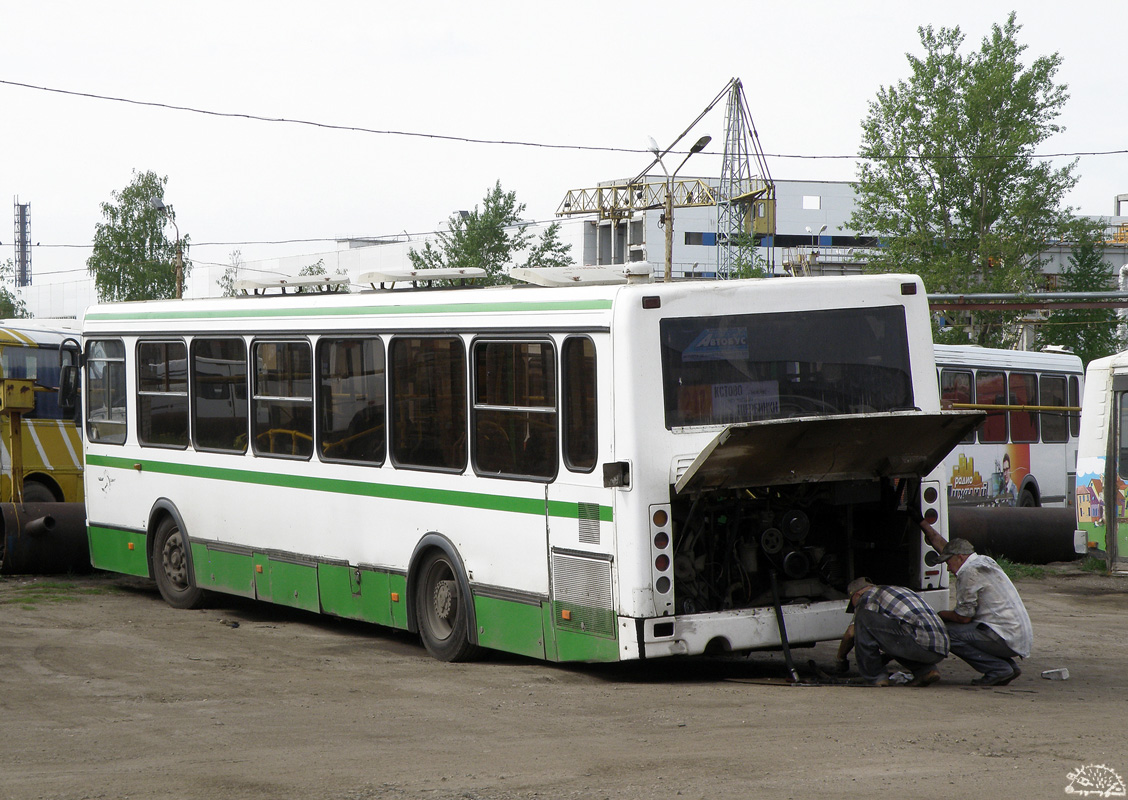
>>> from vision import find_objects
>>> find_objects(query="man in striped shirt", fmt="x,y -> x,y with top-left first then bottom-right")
836,577 -> 950,687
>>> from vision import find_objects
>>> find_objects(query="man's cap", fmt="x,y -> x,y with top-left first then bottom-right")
934,538 -> 976,562
845,577 -> 874,613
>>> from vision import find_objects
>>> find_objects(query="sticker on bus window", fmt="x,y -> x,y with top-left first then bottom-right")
711,381 -> 779,422
681,328 -> 748,362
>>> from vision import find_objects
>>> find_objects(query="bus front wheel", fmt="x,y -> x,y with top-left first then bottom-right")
1019,490 -> 1038,508
152,517 -> 205,610
414,550 -> 480,662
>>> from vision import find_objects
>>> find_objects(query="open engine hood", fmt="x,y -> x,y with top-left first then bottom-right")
674,410 -> 985,495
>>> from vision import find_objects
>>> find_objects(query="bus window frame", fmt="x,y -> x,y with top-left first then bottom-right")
251,338 -> 314,461
388,335 -> 468,474
315,335 -> 387,467
136,338 -> 190,450
85,338 -> 128,445
561,335 -> 597,474
469,336 -> 559,482
190,336 -> 250,455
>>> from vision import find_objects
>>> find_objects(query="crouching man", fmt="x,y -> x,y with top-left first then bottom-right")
920,522 -> 1033,686
836,577 -> 949,687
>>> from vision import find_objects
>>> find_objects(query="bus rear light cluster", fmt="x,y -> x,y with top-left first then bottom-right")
650,504 -> 674,612
919,479 -> 944,588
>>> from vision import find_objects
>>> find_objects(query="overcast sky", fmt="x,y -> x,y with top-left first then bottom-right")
1,0 -> 1124,286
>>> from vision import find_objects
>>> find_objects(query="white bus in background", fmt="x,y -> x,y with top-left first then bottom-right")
934,344 -> 1083,509
77,270 -> 980,663
1075,351 -> 1128,566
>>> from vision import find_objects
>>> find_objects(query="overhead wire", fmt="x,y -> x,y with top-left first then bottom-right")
2,78 -> 1125,162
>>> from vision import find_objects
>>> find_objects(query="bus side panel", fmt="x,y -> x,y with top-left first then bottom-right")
317,563 -> 394,627
256,555 -> 320,613
550,624 -> 620,663
192,542 -> 256,599
87,524 -> 148,577
473,595 -> 546,660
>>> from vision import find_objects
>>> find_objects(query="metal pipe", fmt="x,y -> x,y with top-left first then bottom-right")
0,502 -> 90,575
947,507 -> 1081,564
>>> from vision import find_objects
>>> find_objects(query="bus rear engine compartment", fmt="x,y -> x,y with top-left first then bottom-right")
670,477 -> 920,615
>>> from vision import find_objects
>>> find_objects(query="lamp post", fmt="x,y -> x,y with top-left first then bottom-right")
150,197 -> 183,299
649,135 -> 711,282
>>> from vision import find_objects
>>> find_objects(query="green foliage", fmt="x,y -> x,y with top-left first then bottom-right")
727,233 -> 767,279
408,180 -> 573,285
217,249 -> 243,297
1080,555 -> 1108,574
851,13 -> 1078,347
297,258 -> 350,293
0,259 -> 31,318
995,557 -> 1045,580
1036,222 -> 1121,366
87,170 -> 191,302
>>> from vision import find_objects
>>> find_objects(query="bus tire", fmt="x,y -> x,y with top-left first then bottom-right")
413,549 -> 481,662
151,516 -> 205,610
1019,490 -> 1038,508
21,481 -> 57,503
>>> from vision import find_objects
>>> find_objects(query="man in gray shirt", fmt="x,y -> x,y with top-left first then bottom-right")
920,521 -> 1033,686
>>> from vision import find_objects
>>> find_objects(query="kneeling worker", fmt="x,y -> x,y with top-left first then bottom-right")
836,577 -> 949,687
920,520 -> 1032,686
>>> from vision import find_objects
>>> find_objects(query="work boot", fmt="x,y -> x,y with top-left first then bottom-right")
907,668 -> 940,687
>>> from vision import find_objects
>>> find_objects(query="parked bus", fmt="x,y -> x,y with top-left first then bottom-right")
1074,351 -> 1128,566
77,270 -> 979,662
934,344 -> 1083,509
0,320 -> 83,503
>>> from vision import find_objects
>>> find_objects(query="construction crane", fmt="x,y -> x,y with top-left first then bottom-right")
556,77 -> 774,278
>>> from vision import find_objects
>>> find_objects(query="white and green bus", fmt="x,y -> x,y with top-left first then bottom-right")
78,269 -> 979,662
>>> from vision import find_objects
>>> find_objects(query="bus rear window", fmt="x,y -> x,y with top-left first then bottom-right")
660,306 -> 913,429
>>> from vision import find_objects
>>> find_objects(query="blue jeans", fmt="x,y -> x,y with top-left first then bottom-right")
854,608 -> 945,682
946,621 -> 1019,679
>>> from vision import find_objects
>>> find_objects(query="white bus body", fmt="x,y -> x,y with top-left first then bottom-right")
81,274 -> 978,662
934,345 -> 1083,509
1075,351 -> 1128,565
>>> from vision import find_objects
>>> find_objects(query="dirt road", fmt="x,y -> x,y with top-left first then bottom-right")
2,564 -> 1126,800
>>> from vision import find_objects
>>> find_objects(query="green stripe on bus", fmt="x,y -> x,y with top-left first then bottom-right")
85,298 -> 614,322
86,454 -> 612,521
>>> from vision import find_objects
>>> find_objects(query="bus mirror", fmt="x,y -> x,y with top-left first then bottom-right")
59,365 -> 79,413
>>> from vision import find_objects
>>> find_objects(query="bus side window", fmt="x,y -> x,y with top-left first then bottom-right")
390,337 -> 467,472
192,338 -> 249,454
940,369 -> 974,443
1040,374 -> 1068,444
138,340 -> 189,448
563,337 -> 597,472
1069,376 -> 1081,438
252,340 -> 313,459
1009,371 -> 1038,443
471,340 -> 557,480
317,337 -> 385,465
1119,396 -> 1128,481
976,370 -> 1007,444
86,339 -> 128,444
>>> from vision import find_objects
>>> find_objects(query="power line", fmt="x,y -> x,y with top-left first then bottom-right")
3,78 -> 1126,162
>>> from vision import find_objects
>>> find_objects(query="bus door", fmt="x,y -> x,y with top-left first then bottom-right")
542,334 -> 619,663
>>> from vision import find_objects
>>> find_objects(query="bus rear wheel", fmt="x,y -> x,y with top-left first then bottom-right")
1019,490 -> 1038,508
152,517 -> 205,610
414,550 -> 480,662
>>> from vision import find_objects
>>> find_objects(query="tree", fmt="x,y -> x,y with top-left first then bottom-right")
297,258 -> 350,293
0,259 -> 31,318
217,249 -> 244,297
408,181 -> 573,284
87,170 -> 191,302
1037,223 -> 1121,366
851,13 -> 1078,346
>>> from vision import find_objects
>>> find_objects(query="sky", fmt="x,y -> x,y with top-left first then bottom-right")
1,0 -> 1124,293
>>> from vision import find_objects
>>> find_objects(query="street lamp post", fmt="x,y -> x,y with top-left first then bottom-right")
649,135 -> 712,282
150,197 -> 184,299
